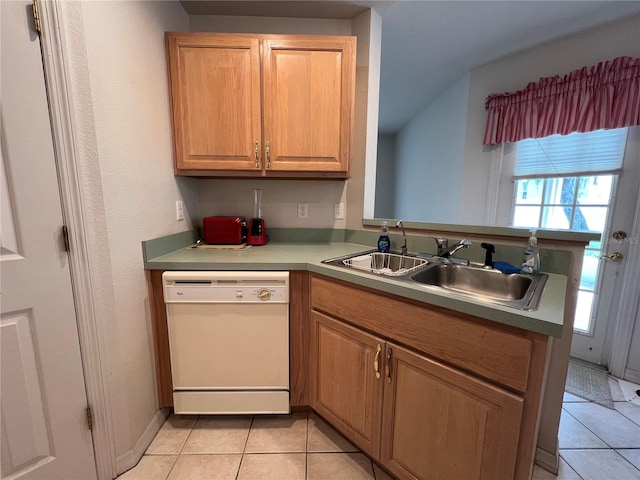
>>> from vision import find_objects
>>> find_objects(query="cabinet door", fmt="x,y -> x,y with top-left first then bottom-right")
381,343 -> 524,480
262,36 -> 355,175
311,311 -> 383,459
166,33 -> 262,174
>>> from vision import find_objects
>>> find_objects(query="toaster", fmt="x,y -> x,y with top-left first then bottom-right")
202,217 -> 247,245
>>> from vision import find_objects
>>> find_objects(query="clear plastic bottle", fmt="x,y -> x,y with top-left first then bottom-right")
377,221 -> 391,252
520,229 -> 540,274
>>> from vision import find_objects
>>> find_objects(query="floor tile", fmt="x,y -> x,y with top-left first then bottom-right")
617,449 -> 640,470
559,409 -> 608,448
117,455 -> 177,480
166,454 -> 241,480
561,449 -> 640,480
237,453 -> 306,480
532,459 -> 581,480
146,415 -> 198,455
614,401 -> 640,426
563,402 -> 640,448
609,377 -> 626,401
181,416 -> 252,454
373,462 -> 396,480
563,392 -> 588,402
245,412 -> 308,453
307,413 -> 358,453
307,453 -> 375,480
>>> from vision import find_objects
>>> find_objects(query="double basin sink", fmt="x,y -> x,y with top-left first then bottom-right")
322,251 -> 547,311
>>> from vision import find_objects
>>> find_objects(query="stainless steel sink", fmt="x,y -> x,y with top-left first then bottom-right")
322,250 -> 547,310
410,263 -> 547,310
323,250 -> 428,276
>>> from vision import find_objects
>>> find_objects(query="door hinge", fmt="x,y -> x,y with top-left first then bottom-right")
31,0 -> 42,35
62,225 -> 70,252
86,406 -> 93,431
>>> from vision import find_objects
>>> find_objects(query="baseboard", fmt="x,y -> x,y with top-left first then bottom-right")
115,408 -> 170,475
623,368 -> 640,385
534,445 -> 559,475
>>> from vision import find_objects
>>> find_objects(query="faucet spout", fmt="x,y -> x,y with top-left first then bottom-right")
441,239 -> 472,258
396,220 -> 407,256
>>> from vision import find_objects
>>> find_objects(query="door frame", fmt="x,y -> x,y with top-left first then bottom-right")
38,2 -> 115,479
607,140 -> 640,377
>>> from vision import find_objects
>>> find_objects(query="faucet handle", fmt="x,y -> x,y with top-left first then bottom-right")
434,237 -> 448,248
433,237 -> 448,257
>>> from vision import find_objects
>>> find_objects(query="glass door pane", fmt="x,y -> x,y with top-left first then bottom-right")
512,175 -> 616,334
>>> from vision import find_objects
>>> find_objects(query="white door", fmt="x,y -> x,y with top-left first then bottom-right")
570,127 -> 640,365
0,2 -> 97,479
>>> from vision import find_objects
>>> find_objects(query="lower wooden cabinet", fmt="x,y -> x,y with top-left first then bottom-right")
381,343 -> 523,480
309,274 -> 549,480
312,311 -> 383,458
311,311 -> 523,479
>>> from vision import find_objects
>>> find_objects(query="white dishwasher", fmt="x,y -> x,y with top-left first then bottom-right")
163,271 -> 289,415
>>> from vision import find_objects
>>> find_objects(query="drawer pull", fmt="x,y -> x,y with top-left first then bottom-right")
266,141 -> 271,168
385,347 -> 393,384
254,141 -> 260,168
374,344 -> 382,379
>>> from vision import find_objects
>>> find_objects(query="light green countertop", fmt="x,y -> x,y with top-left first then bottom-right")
144,237 -> 566,338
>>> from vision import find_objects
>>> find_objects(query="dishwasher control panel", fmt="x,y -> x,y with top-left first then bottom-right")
163,271 -> 289,303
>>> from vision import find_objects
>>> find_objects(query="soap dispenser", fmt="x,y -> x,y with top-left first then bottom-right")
377,221 -> 391,252
521,230 -> 540,274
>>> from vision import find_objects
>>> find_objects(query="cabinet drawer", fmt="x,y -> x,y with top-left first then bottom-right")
311,275 -> 533,393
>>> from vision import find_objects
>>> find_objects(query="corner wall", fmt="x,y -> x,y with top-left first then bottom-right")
57,0 -> 192,469
391,73 -> 470,222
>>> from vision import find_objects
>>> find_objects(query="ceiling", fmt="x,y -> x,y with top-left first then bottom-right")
180,1 -> 640,133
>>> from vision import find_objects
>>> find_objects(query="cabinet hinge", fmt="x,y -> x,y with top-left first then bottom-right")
62,225 -> 70,252
31,0 -> 42,35
86,406 -> 93,431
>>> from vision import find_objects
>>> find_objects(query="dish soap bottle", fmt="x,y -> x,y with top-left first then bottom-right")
521,229 -> 540,274
377,221 -> 391,252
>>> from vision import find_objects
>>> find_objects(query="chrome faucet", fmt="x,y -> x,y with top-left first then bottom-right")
440,239 -> 472,258
396,220 -> 407,256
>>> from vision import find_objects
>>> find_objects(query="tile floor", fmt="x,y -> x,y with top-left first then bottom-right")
119,379 -> 640,480
117,411 -> 393,480
532,378 -> 640,480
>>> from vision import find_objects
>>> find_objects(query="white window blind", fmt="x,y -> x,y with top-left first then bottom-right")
514,128 -> 627,178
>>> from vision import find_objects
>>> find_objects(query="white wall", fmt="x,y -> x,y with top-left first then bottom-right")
391,73 -> 470,222
58,0 -> 193,465
458,14 -> 640,224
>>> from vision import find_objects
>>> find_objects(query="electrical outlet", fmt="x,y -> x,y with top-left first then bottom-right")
176,200 -> 184,221
334,202 -> 345,219
297,202 -> 308,219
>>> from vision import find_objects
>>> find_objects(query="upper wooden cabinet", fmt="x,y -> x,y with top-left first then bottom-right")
165,32 -> 356,178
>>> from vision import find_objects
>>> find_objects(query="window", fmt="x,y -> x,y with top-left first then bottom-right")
510,129 -> 627,333
512,175 -> 615,331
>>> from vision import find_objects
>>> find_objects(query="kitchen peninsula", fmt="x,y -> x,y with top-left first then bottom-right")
143,224 -> 596,480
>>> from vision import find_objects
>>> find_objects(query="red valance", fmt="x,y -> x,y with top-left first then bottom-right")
483,56 -> 640,145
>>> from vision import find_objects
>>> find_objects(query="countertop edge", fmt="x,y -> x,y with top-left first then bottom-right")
144,242 -> 566,338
